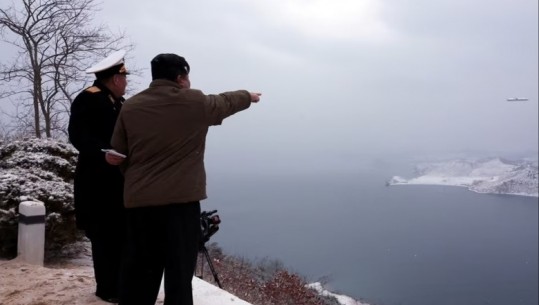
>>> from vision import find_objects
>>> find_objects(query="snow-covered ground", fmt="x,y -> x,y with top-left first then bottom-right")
161,278 -> 368,305
387,157 -> 539,197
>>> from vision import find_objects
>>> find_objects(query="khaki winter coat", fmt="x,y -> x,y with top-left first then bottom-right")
111,79 -> 251,208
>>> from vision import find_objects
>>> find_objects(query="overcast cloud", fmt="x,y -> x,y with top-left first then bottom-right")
4,0 -> 538,165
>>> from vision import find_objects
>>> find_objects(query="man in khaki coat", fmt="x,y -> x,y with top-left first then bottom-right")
108,53 -> 261,305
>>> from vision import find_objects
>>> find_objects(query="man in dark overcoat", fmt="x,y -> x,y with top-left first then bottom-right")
68,50 -> 129,303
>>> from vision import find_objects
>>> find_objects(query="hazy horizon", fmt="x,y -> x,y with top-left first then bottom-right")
1,0 -> 537,162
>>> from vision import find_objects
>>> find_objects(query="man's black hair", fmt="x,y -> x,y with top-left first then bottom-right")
151,53 -> 190,81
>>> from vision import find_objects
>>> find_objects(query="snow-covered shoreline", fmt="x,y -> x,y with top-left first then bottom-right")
387,157 -> 538,197
308,282 -> 371,305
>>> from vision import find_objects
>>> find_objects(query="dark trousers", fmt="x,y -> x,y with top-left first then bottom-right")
120,202 -> 201,305
86,223 -> 124,300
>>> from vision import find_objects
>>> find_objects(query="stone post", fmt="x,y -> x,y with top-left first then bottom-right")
17,201 -> 46,266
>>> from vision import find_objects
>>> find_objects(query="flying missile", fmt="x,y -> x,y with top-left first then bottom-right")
506,97 -> 528,102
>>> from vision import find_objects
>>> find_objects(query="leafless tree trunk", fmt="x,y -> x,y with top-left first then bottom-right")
0,0 -> 133,139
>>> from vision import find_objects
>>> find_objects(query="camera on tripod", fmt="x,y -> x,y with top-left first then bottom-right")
200,209 -> 221,245
198,210 -> 223,288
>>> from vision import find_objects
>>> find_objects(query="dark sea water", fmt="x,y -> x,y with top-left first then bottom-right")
202,157 -> 538,305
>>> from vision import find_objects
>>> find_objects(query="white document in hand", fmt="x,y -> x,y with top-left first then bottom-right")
101,149 -> 126,158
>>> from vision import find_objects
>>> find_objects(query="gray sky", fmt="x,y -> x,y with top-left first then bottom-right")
5,0 -> 539,163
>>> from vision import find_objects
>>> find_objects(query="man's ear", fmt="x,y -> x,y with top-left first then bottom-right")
176,75 -> 184,88
177,74 -> 189,89
113,74 -> 124,86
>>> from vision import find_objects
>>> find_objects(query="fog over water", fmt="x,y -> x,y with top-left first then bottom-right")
107,0 -> 538,159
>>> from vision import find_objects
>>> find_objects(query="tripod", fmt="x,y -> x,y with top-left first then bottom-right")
197,210 -> 223,288
198,243 -> 223,288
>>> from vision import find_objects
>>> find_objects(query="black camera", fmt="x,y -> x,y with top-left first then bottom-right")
200,210 -> 221,245
198,209 -> 223,288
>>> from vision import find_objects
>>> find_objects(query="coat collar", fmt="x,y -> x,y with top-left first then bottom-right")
149,79 -> 181,89
93,80 -> 124,102
93,80 -> 113,94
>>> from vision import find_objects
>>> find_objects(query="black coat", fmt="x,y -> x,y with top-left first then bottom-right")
68,81 -> 125,230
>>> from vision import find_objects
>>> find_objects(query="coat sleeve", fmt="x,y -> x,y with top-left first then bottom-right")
111,110 -> 129,173
204,90 -> 252,125
111,110 -> 127,154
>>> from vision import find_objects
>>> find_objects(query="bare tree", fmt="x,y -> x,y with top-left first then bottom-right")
0,0 -> 133,138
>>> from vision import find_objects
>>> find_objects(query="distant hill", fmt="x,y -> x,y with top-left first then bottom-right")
387,157 -> 538,197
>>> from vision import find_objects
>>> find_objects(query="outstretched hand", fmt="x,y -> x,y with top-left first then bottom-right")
105,153 -> 125,165
250,92 -> 262,103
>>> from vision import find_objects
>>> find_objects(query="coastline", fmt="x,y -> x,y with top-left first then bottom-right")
388,175 -> 539,198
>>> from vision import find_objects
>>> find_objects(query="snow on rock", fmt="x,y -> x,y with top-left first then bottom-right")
387,157 -> 538,197
307,282 -> 371,305
0,137 -> 80,258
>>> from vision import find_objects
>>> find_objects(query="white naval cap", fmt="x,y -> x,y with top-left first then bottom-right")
86,50 -> 128,78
